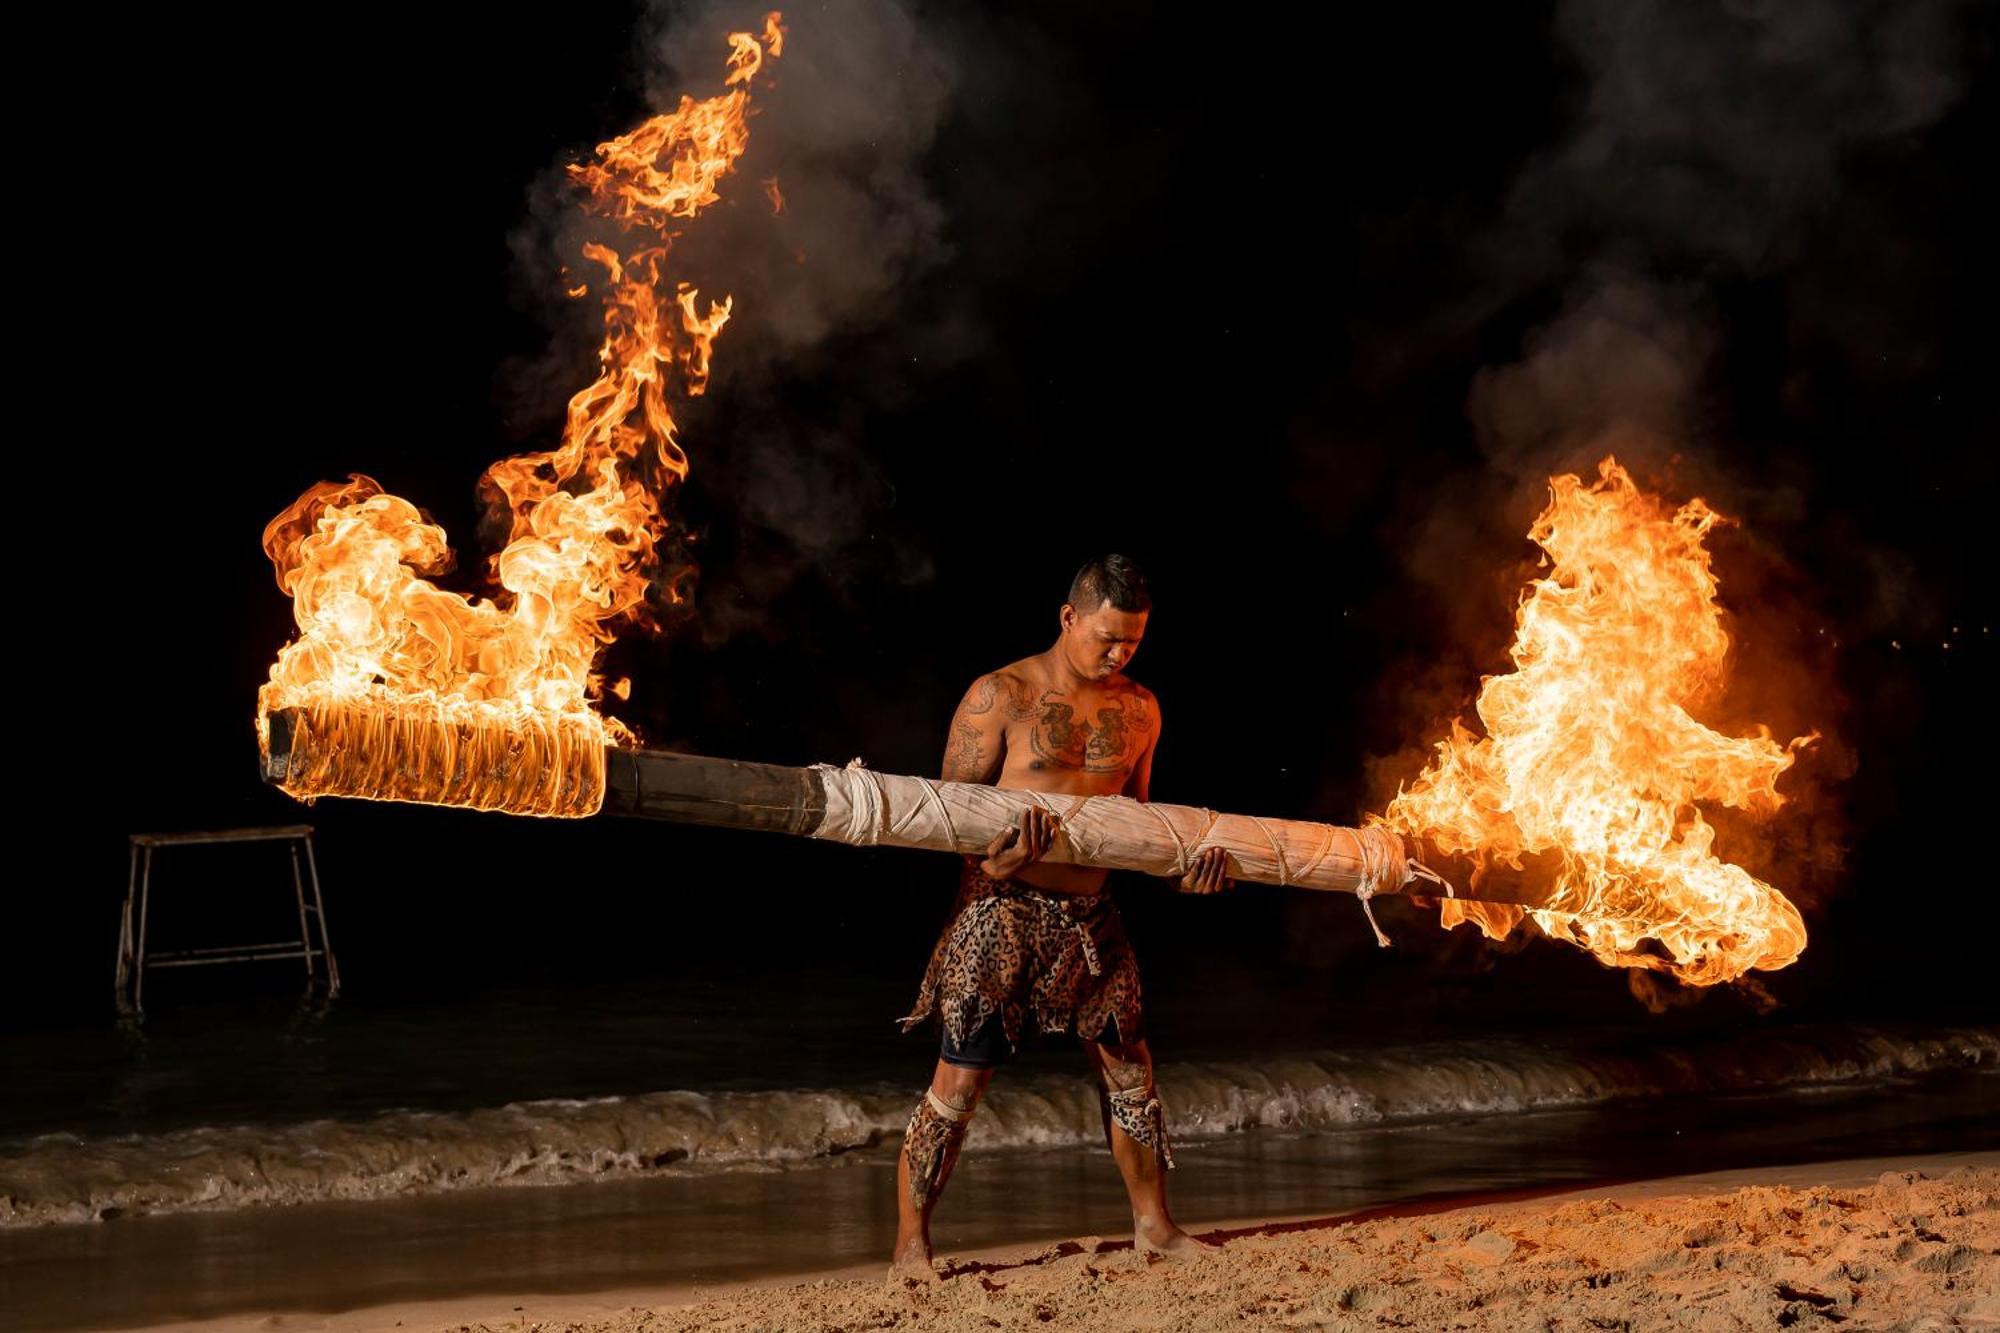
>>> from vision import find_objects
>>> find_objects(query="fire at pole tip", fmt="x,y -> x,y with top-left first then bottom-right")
1380,457 -> 1815,987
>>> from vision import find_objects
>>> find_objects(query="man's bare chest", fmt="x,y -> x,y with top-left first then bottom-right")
1007,688 -> 1153,776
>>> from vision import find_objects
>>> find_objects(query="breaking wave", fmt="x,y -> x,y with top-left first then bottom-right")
4,1022 -> 1991,1226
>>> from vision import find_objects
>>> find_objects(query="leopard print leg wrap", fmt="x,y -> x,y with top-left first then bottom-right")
1107,1084 -> 1175,1170
904,1089 -> 975,1209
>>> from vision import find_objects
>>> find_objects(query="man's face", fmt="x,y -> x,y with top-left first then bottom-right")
1061,602 -> 1148,680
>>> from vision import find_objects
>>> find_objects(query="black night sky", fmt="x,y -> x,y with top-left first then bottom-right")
16,0 -> 1995,1037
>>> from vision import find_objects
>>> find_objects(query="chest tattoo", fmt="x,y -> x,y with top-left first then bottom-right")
1027,691 -> 1151,774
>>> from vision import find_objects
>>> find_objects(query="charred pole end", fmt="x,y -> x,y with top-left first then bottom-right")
603,747 -> 827,835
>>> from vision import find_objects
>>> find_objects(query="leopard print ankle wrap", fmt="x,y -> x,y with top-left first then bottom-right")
1107,1083 -> 1175,1169
904,1089 -> 974,1208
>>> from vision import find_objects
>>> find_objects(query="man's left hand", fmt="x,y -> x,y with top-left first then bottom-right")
1179,846 -> 1234,894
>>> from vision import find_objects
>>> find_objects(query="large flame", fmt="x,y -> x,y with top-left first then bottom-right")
257,13 -> 786,817
1382,457 -> 1813,986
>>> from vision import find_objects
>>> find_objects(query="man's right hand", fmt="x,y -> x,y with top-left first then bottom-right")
980,807 -> 1058,880
1178,846 -> 1234,894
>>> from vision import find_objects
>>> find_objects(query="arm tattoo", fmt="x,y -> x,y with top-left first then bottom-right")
944,676 -> 1006,784
944,719 -> 988,783
944,673 -> 1033,783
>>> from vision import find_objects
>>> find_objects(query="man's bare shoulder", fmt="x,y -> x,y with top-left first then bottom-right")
1111,676 -> 1159,717
959,662 -> 1042,721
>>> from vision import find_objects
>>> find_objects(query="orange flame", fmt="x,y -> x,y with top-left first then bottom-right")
1381,457 -> 1813,986
257,14 -> 786,817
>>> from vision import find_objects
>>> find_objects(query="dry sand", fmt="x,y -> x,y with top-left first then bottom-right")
139,1153 -> 1997,1333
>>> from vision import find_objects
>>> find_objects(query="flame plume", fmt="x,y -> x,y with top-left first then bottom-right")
1382,457 -> 1814,986
257,14 -> 786,817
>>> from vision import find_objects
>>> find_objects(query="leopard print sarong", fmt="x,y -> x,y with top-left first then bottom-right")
901,861 -> 1144,1053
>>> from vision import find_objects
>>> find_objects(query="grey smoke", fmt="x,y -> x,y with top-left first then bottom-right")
639,0 -> 959,380
1466,274 -> 1712,490
1517,0 -> 1967,273
1410,0 -> 1977,606
1472,0 -> 1974,483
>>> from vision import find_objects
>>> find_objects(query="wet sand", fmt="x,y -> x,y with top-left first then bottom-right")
87,1152 -> 2000,1332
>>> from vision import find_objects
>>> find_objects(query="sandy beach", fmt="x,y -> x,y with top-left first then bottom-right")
114,1151 -> 1995,1333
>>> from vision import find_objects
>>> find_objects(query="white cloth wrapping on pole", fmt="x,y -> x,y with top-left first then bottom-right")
809,762 -> 1412,899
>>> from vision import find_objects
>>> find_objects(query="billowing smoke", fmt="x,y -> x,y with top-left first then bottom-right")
1448,0 -> 1975,520
639,0 -> 958,381
1514,0 -> 1967,269
1473,0 -> 1973,495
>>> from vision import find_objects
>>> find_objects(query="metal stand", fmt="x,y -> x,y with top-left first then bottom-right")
115,825 -> 340,1018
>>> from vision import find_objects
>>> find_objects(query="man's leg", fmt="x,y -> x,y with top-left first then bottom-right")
890,1056 -> 994,1277
1085,1036 -> 1210,1255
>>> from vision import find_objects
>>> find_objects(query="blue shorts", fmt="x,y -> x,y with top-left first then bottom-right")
938,1003 -> 1145,1070
939,1012 -> 1015,1069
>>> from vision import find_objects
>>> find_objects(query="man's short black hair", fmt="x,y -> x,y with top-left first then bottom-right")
1067,554 -> 1152,614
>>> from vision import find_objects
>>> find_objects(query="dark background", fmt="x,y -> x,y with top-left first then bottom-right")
16,0 -> 1994,1041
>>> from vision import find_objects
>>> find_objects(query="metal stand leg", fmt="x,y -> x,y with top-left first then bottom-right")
288,842 -> 314,981
301,832 -> 339,998
115,843 -> 140,1016
133,847 -> 154,1016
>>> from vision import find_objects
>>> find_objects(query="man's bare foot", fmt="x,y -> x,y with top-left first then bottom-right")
1134,1216 -> 1218,1260
887,1234 -> 938,1283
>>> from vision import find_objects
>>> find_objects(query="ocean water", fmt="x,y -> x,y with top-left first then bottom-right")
5,955 -> 1996,1224
3,1016 -> 1994,1226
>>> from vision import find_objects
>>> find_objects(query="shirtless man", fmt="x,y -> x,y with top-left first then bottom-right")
891,554 -> 1233,1278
